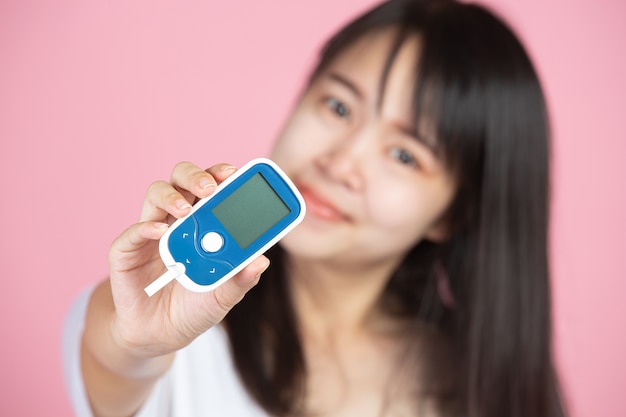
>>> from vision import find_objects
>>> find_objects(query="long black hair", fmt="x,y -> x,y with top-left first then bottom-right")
225,1 -> 567,416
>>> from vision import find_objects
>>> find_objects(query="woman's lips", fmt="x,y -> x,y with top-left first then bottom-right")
298,185 -> 348,222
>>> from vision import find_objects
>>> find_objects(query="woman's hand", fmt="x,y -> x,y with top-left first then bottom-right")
107,161 -> 270,360
81,162 -> 269,417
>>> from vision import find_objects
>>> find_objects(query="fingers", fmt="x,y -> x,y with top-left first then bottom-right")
110,221 -> 167,256
208,256 -> 270,316
170,161 -> 218,199
231,255 -> 270,288
204,163 -> 238,184
169,161 -> 238,197
139,180 -> 192,223
139,162 -> 238,223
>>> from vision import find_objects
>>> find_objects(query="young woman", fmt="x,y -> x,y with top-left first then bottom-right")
64,1 -> 567,416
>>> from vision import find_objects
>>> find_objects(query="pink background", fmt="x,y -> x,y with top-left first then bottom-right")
1,0 -> 624,416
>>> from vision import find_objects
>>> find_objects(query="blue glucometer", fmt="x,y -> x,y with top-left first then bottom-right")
144,158 -> 306,296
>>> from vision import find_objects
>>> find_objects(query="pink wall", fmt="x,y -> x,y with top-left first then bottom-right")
1,1 -> 624,416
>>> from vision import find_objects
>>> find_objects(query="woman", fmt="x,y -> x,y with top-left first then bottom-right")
65,0 -> 567,416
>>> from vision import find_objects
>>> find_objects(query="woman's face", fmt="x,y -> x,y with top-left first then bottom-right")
271,30 -> 456,269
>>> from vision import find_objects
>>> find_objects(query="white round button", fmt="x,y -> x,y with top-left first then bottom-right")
201,232 -> 224,253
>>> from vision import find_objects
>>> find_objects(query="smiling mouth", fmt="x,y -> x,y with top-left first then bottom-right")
298,185 -> 349,222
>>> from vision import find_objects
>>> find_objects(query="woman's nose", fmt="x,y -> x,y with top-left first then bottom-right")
315,127 -> 374,192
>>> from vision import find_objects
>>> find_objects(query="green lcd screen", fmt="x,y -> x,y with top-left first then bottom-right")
212,173 -> 291,250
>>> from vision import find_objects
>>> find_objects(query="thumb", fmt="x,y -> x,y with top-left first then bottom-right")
209,256 -> 270,315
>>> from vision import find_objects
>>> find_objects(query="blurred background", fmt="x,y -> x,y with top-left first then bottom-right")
1,0 -> 624,415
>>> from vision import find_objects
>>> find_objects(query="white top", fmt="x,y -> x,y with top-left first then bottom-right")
62,288 -> 269,417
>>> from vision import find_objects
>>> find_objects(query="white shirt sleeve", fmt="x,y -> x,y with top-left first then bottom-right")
61,288 -> 170,417
62,288 -> 94,417
62,287 -> 268,417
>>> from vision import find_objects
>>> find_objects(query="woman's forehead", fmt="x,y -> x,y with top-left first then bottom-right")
321,28 -> 421,81
318,30 -> 425,131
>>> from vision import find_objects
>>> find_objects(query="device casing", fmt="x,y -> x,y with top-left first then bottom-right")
158,158 -> 305,293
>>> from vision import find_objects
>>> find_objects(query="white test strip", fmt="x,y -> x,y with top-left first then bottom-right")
144,263 -> 185,296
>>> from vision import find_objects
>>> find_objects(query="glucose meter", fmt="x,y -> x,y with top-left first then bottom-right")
144,158 -> 306,296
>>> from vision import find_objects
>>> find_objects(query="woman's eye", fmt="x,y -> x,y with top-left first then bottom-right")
324,97 -> 350,119
389,147 -> 418,168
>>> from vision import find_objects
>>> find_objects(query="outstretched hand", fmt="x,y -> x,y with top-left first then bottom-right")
107,162 -> 270,359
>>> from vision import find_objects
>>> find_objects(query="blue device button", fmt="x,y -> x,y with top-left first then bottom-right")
168,216 -> 197,254
180,256 -> 233,286
168,214 -> 235,286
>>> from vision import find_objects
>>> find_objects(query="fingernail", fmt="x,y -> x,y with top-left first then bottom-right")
199,177 -> 216,189
176,199 -> 191,210
221,164 -> 237,173
255,260 -> 271,279
155,222 -> 169,231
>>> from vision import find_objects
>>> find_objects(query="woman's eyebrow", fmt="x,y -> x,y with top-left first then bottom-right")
325,72 -> 364,99
325,71 -> 438,152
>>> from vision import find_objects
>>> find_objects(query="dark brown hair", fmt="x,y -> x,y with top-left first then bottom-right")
225,1 -> 567,416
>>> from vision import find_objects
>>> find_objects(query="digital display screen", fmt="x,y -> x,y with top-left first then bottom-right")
212,173 -> 291,249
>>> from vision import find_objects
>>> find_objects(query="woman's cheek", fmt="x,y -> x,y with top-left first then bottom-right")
274,124 -> 333,171
366,177 -> 434,234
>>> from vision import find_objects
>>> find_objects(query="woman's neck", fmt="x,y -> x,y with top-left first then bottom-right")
283,254 -> 424,417
285,254 -> 407,342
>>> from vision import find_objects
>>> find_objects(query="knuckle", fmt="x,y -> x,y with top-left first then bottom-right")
171,161 -> 195,180
192,169 -> 212,184
210,286 -> 241,315
144,181 -> 181,209
146,180 -> 168,195
174,161 -> 193,171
